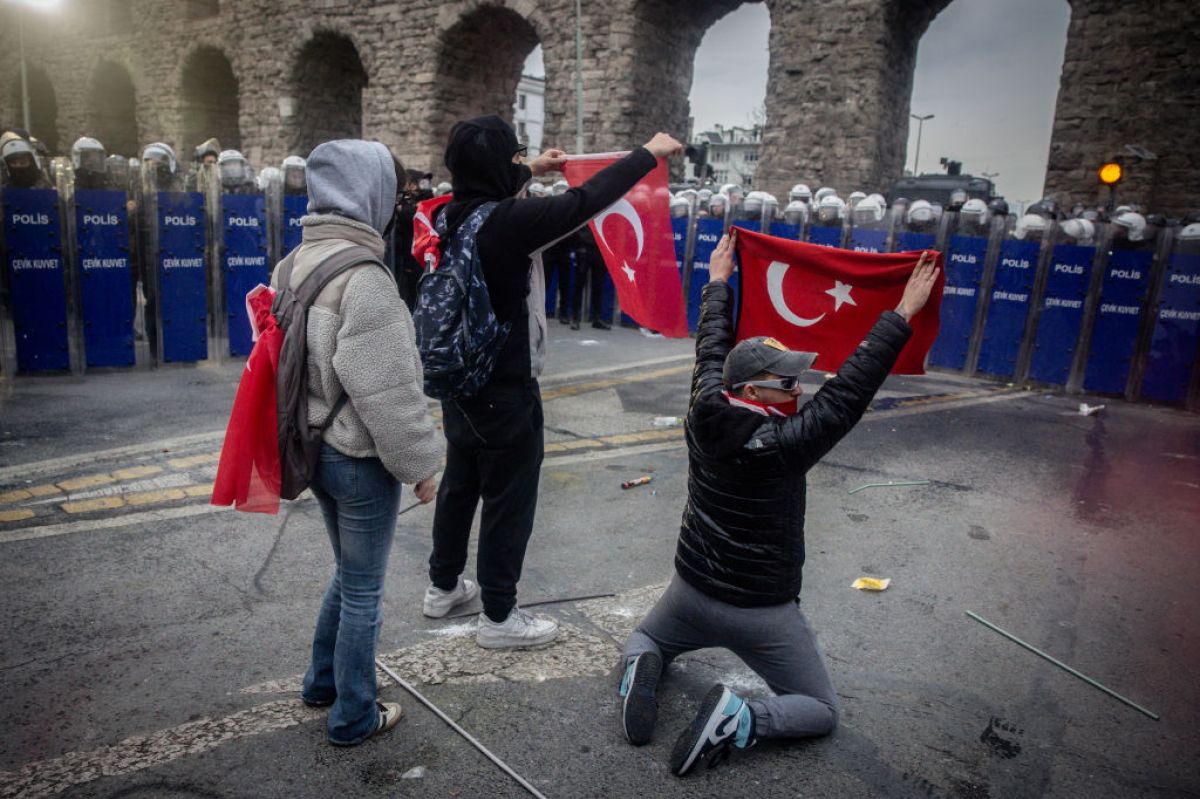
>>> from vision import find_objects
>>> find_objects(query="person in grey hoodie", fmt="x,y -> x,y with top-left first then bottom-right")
271,139 -> 442,746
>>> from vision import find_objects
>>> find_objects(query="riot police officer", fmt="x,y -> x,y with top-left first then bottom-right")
947,188 -> 967,214
814,186 -> 836,204
527,181 -> 548,198
1058,217 -> 1096,246
670,195 -> 690,219
546,179 -> 574,322
789,183 -> 812,206
141,142 -> 180,192
1,133 -> 50,188
816,194 -> 846,227
71,136 -> 108,190
851,195 -> 884,227
105,153 -> 131,192
1013,213 -> 1048,242
737,191 -> 765,224
282,155 -> 307,196
218,150 -> 256,195
707,193 -> 729,224
846,190 -> 866,211
435,181 -> 452,197
906,199 -> 938,234
1110,210 -> 1150,249
572,226 -> 610,331
783,200 -> 809,227
987,198 -> 1009,218
697,187 -> 713,214
959,198 -> 990,237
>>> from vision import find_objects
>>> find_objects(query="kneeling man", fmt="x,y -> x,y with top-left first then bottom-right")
618,230 -> 938,775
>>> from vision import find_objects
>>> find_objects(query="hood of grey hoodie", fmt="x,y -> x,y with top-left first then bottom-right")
305,140 -> 396,235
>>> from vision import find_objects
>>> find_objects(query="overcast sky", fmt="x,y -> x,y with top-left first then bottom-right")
527,0 -> 1070,205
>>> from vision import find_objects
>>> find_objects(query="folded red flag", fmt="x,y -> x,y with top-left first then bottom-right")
734,227 -> 944,374
211,284 -> 283,514
561,154 -> 687,337
413,193 -> 452,271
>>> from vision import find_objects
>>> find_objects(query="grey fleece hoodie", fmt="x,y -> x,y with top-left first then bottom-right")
270,139 -> 442,484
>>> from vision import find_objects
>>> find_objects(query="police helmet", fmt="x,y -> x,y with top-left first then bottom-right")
677,188 -> 699,207
217,149 -> 250,188
852,196 -> 884,225
551,179 -> 569,196
960,198 -> 989,228
948,189 -> 968,209
435,181 -> 452,196
1014,213 -> 1048,240
1,134 -> 40,168
720,183 -> 743,200
987,198 -> 1009,217
708,193 -> 729,219
1059,218 -> 1095,245
697,188 -> 713,203
670,196 -> 690,219
817,195 -> 846,224
1178,223 -> 1200,241
741,191 -> 766,218
789,183 -> 812,204
105,153 -> 129,186
783,200 -> 809,226
814,187 -> 837,203
71,136 -> 107,173
282,155 -> 306,191
141,142 -> 178,174
1112,211 -> 1148,242
907,199 -> 934,225
846,191 -> 866,210
527,181 -> 548,197
256,166 -> 281,191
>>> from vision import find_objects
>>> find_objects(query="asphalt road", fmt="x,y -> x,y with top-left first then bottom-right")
1,323 -> 1197,799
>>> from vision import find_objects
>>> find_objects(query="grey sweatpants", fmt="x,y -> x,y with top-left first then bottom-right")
623,575 -> 840,739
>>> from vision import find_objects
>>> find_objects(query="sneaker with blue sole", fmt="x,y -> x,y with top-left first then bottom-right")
669,683 -> 756,776
618,652 -> 662,745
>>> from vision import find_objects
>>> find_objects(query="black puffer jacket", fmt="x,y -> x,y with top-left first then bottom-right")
674,280 -> 913,607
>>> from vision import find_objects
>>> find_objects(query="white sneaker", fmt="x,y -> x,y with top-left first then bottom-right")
422,577 -> 479,618
476,607 -> 559,649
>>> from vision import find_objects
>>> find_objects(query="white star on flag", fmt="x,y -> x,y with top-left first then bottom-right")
622,263 -> 636,282
825,280 -> 856,311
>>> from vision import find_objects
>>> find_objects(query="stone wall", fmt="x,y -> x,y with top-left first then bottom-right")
0,0 -> 1195,215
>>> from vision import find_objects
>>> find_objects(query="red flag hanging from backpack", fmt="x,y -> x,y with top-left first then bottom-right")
561,154 -> 688,337
211,284 -> 283,514
734,227 -> 944,374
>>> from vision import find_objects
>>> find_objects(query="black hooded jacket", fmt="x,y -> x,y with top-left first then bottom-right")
675,280 -> 913,607
441,115 -> 656,382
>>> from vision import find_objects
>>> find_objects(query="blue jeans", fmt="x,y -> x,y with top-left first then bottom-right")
302,445 -> 401,745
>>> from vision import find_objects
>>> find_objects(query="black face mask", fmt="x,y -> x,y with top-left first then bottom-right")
152,163 -> 174,190
6,163 -> 41,188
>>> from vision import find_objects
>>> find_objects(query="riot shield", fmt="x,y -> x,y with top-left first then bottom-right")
847,205 -> 892,253
1080,223 -> 1160,395
1139,229 -> 1200,406
926,213 -> 997,372
973,215 -> 1048,379
770,201 -> 807,241
282,191 -> 306,257
1024,220 -> 1099,386
688,215 -> 725,333
806,200 -> 845,248
75,182 -> 136,368
1,184 -> 70,371
145,182 -> 209,364
220,187 -> 269,357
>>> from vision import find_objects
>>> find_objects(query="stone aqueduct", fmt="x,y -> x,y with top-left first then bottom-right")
0,0 -> 1196,214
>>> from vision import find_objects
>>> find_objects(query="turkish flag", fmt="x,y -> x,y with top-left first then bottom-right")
734,227 -> 944,374
413,193 -> 452,271
561,154 -> 688,337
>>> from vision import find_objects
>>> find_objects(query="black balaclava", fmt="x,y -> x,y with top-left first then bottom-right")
443,115 -> 531,240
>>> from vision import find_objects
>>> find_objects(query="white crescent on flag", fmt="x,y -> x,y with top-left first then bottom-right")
767,261 -> 826,327
593,198 -> 645,282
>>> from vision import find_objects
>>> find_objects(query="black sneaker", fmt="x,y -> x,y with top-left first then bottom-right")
669,683 -> 754,776
570,318 -> 581,331
591,318 -> 612,330
618,652 -> 662,745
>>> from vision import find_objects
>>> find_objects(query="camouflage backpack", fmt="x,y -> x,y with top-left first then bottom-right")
412,201 -> 511,400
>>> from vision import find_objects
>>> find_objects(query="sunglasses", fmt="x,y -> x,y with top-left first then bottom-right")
734,376 -> 799,392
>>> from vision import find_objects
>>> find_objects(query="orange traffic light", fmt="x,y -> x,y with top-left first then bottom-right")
1099,162 -> 1122,185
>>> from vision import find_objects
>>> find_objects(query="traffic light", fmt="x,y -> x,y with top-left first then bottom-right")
1099,161 -> 1122,185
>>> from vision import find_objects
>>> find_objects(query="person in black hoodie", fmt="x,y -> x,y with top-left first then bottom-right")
422,115 -> 683,649
618,230 -> 939,775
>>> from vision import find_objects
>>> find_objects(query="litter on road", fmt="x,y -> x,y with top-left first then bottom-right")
852,577 -> 891,591
621,475 -> 653,490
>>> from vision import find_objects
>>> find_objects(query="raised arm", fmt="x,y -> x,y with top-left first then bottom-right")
691,231 -> 738,402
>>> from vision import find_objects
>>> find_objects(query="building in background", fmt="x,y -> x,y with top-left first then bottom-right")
690,124 -> 761,187
513,74 -> 544,156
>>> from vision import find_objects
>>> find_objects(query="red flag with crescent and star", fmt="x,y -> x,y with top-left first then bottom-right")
734,227 -> 944,374
561,153 -> 688,337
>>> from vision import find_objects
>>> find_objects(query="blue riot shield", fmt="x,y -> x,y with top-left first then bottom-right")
769,222 -> 801,241
1140,243 -> 1200,403
806,224 -> 843,248
282,194 -> 305,257
976,235 -> 1042,378
221,194 -> 269,356
687,218 -> 724,333
1026,242 -> 1095,385
894,230 -> 937,253
75,189 -> 134,367
1083,241 -> 1156,395
929,234 -> 989,371
672,215 -> 689,317
2,187 -> 69,371
156,192 -> 208,362
848,214 -> 891,253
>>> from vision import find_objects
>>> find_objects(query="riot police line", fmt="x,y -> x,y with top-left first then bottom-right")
667,189 -> 1200,411
2,158 -> 1198,412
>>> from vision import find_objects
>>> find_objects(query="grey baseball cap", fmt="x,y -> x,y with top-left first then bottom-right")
723,336 -> 818,387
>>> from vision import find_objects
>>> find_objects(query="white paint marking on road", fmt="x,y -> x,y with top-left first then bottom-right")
865,389 -> 1028,421
0,700 -> 322,799
0,431 -> 225,484
0,503 -> 233,545
541,352 -> 693,385
27,473 -> 195,506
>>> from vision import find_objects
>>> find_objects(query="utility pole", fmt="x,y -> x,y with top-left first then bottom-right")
574,0 -> 584,154
910,113 -> 934,176
18,6 -> 31,132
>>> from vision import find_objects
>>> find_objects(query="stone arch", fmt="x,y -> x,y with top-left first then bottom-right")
430,4 -> 544,164
179,45 -> 241,158
289,31 -> 369,157
8,65 -> 59,153
86,60 -> 138,158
